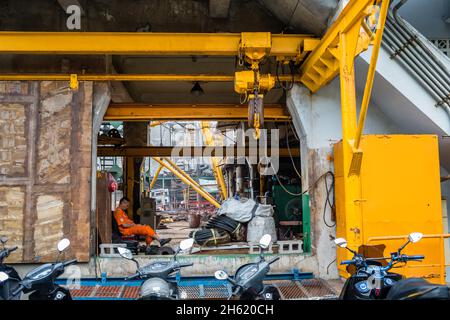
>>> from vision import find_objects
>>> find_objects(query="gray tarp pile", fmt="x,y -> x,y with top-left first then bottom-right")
190,198 -> 277,247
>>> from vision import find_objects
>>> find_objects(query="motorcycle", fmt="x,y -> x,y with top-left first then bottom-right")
214,234 -> 281,300
0,236 -> 21,300
118,238 -> 194,300
9,238 -> 77,300
335,232 -> 449,300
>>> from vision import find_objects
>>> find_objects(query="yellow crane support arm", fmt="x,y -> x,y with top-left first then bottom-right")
151,157 -> 220,208
201,122 -> 228,200
149,165 -> 163,191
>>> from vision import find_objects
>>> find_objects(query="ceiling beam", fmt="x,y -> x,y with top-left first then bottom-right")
97,146 -> 299,157
104,103 -> 291,122
209,0 -> 231,18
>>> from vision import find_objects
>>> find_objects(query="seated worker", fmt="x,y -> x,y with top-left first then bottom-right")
114,197 -> 170,246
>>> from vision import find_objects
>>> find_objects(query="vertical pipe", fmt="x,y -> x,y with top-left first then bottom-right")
236,165 -> 244,195
440,235 -> 445,284
126,156 -> 134,219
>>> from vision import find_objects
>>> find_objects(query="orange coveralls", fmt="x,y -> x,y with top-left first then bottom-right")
114,208 -> 156,244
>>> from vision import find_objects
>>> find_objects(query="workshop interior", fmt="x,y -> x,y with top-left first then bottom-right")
0,0 -> 449,301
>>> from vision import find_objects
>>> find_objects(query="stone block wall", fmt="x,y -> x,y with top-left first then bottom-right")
0,81 -> 92,263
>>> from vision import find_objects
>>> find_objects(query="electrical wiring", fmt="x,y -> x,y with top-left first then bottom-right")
322,171 -> 336,228
276,60 -> 295,91
326,258 -> 337,275
273,172 -> 306,196
285,122 -> 302,180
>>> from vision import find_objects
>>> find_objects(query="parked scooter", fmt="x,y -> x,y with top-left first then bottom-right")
118,238 -> 194,300
9,238 -> 77,300
335,232 -> 449,300
214,234 -> 281,300
0,236 -> 21,300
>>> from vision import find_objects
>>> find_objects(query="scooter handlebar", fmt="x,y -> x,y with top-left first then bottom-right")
63,259 -> 78,267
267,256 -> 280,265
11,284 -> 24,297
403,255 -> 425,261
340,260 -> 354,265
178,262 -> 194,268
8,246 -> 18,253
125,273 -> 140,280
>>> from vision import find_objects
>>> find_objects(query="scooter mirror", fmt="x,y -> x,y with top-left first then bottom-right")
179,238 -> 194,252
57,238 -> 70,252
408,232 -> 423,243
259,234 -> 272,249
117,247 -> 133,260
214,270 -> 229,281
0,272 -> 9,282
0,236 -> 8,244
334,238 -> 348,248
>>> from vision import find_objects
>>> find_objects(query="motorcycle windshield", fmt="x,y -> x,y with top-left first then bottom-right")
235,263 -> 259,283
25,263 -> 53,280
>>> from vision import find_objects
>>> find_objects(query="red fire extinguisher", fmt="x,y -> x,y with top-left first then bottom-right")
107,173 -> 118,192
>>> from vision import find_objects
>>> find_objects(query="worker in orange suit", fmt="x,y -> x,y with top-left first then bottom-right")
114,197 -> 171,246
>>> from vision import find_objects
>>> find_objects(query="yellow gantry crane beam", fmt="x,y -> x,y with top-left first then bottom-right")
0,73 -> 299,82
104,103 -> 291,122
0,32 -> 317,57
201,122 -> 228,201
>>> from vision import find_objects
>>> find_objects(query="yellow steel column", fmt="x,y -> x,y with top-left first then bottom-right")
201,121 -> 228,200
149,164 -> 163,191
337,21 -> 365,265
354,0 -> 390,150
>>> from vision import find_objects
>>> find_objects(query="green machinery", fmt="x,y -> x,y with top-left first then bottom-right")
271,185 -> 311,253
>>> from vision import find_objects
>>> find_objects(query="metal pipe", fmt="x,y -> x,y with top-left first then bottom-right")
245,157 -> 254,200
354,0 -> 390,150
383,26 -> 450,108
386,25 -> 446,104
386,19 -> 450,88
152,157 -> 220,208
382,36 -> 446,106
384,30 -> 450,107
385,19 -> 450,97
385,3 -> 450,109
392,0 -> 450,78
236,165 -> 244,196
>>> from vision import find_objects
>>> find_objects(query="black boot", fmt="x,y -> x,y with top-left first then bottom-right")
159,238 -> 172,246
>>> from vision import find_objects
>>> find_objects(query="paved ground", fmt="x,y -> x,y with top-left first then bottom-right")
157,220 -> 194,246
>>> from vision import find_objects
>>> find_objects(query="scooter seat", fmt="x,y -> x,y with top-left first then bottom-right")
386,278 -> 449,300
